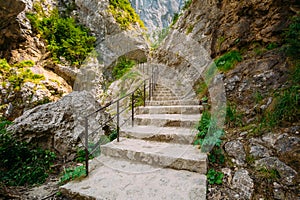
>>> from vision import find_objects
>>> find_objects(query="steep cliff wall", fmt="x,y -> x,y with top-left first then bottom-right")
153,0 -> 299,199
129,0 -> 183,33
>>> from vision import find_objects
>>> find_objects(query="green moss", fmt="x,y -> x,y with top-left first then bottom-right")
26,7 -> 96,66
108,0 -> 145,30
171,13 -> 179,26
215,50 -> 242,72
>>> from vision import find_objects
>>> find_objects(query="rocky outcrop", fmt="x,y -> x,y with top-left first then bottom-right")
8,91 -> 108,160
75,0 -> 149,67
129,0 -> 183,33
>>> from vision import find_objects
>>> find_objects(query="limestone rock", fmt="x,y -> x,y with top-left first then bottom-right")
232,169 -> 254,200
8,91 -> 107,160
129,0 -> 183,33
225,140 -> 246,166
274,133 -> 300,153
255,157 -> 297,186
75,0 -> 149,67
250,143 -> 270,158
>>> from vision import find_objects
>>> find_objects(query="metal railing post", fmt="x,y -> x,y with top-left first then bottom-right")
149,79 -> 151,101
117,100 -> 120,142
85,117 -> 89,176
131,93 -> 134,127
143,80 -> 146,107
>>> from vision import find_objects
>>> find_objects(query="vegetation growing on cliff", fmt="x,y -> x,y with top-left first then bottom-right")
0,59 -> 44,91
0,119 -> 56,186
108,0 -> 145,30
26,7 -> 96,66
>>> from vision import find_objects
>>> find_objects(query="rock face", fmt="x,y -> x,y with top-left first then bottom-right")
8,91 -> 107,160
129,0 -> 184,32
75,0 -> 149,67
232,169 -> 254,200
224,140 -> 246,166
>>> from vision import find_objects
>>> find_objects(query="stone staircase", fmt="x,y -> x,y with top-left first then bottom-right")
61,85 -> 207,200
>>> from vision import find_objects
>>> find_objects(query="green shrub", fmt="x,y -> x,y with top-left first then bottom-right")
271,86 -> 299,125
59,166 -> 86,184
112,57 -> 136,80
171,13 -> 179,26
0,119 -> 56,186
0,59 -> 44,90
27,9 -> 96,66
183,0 -> 192,10
215,50 -> 242,72
207,169 -> 224,185
226,103 -> 243,127
284,15 -> 300,59
108,0 -> 145,30
186,25 -> 194,34
194,110 -> 211,146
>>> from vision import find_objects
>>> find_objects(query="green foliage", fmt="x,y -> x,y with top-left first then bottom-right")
59,165 -> 86,184
186,24 -> 194,34
109,0 -> 145,30
0,59 -> 44,90
215,50 -> 242,72
183,0 -> 193,10
112,57 -> 136,80
226,103 -> 243,127
0,119 -> 56,186
109,129 -> 118,141
270,86 -> 299,125
194,110 -> 211,146
171,13 -> 179,26
208,147 -> 225,165
266,42 -> 278,50
284,15 -> 300,59
207,169 -> 224,185
27,9 -> 96,66
257,167 -> 280,181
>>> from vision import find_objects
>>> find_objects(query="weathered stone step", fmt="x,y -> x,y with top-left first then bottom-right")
151,97 -> 179,101
147,100 -> 199,106
121,126 -> 196,144
101,137 -> 207,173
138,105 -> 203,114
60,155 -> 206,200
134,114 -> 201,127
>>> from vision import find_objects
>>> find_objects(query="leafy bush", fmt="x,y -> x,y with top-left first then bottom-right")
284,15 -> 300,59
226,103 -> 243,127
270,86 -> 299,125
207,169 -> 224,185
0,119 -> 56,186
112,57 -> 136,80
0,59 -> 44,90
109,0 -> 145,30
27,9 -> 96,66
215,50 -> 242,72
183,0 -> 193,10
194,111 -> 211,146
171,13 -> 179,26
60,166 -> 86,184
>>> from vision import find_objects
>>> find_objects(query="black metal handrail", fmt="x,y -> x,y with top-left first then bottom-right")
84,64 -> 159,176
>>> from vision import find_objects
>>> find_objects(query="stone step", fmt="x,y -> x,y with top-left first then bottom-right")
147,100 -> 199,106
101,137 -> 207,173
60,156 -> 206,200
134,114 -> 200,128
137,105 -> 203,114
120,126 -> 196,144
151,97 -> 179,101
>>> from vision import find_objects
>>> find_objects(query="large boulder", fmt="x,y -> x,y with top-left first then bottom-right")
8,91 -> 108,160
